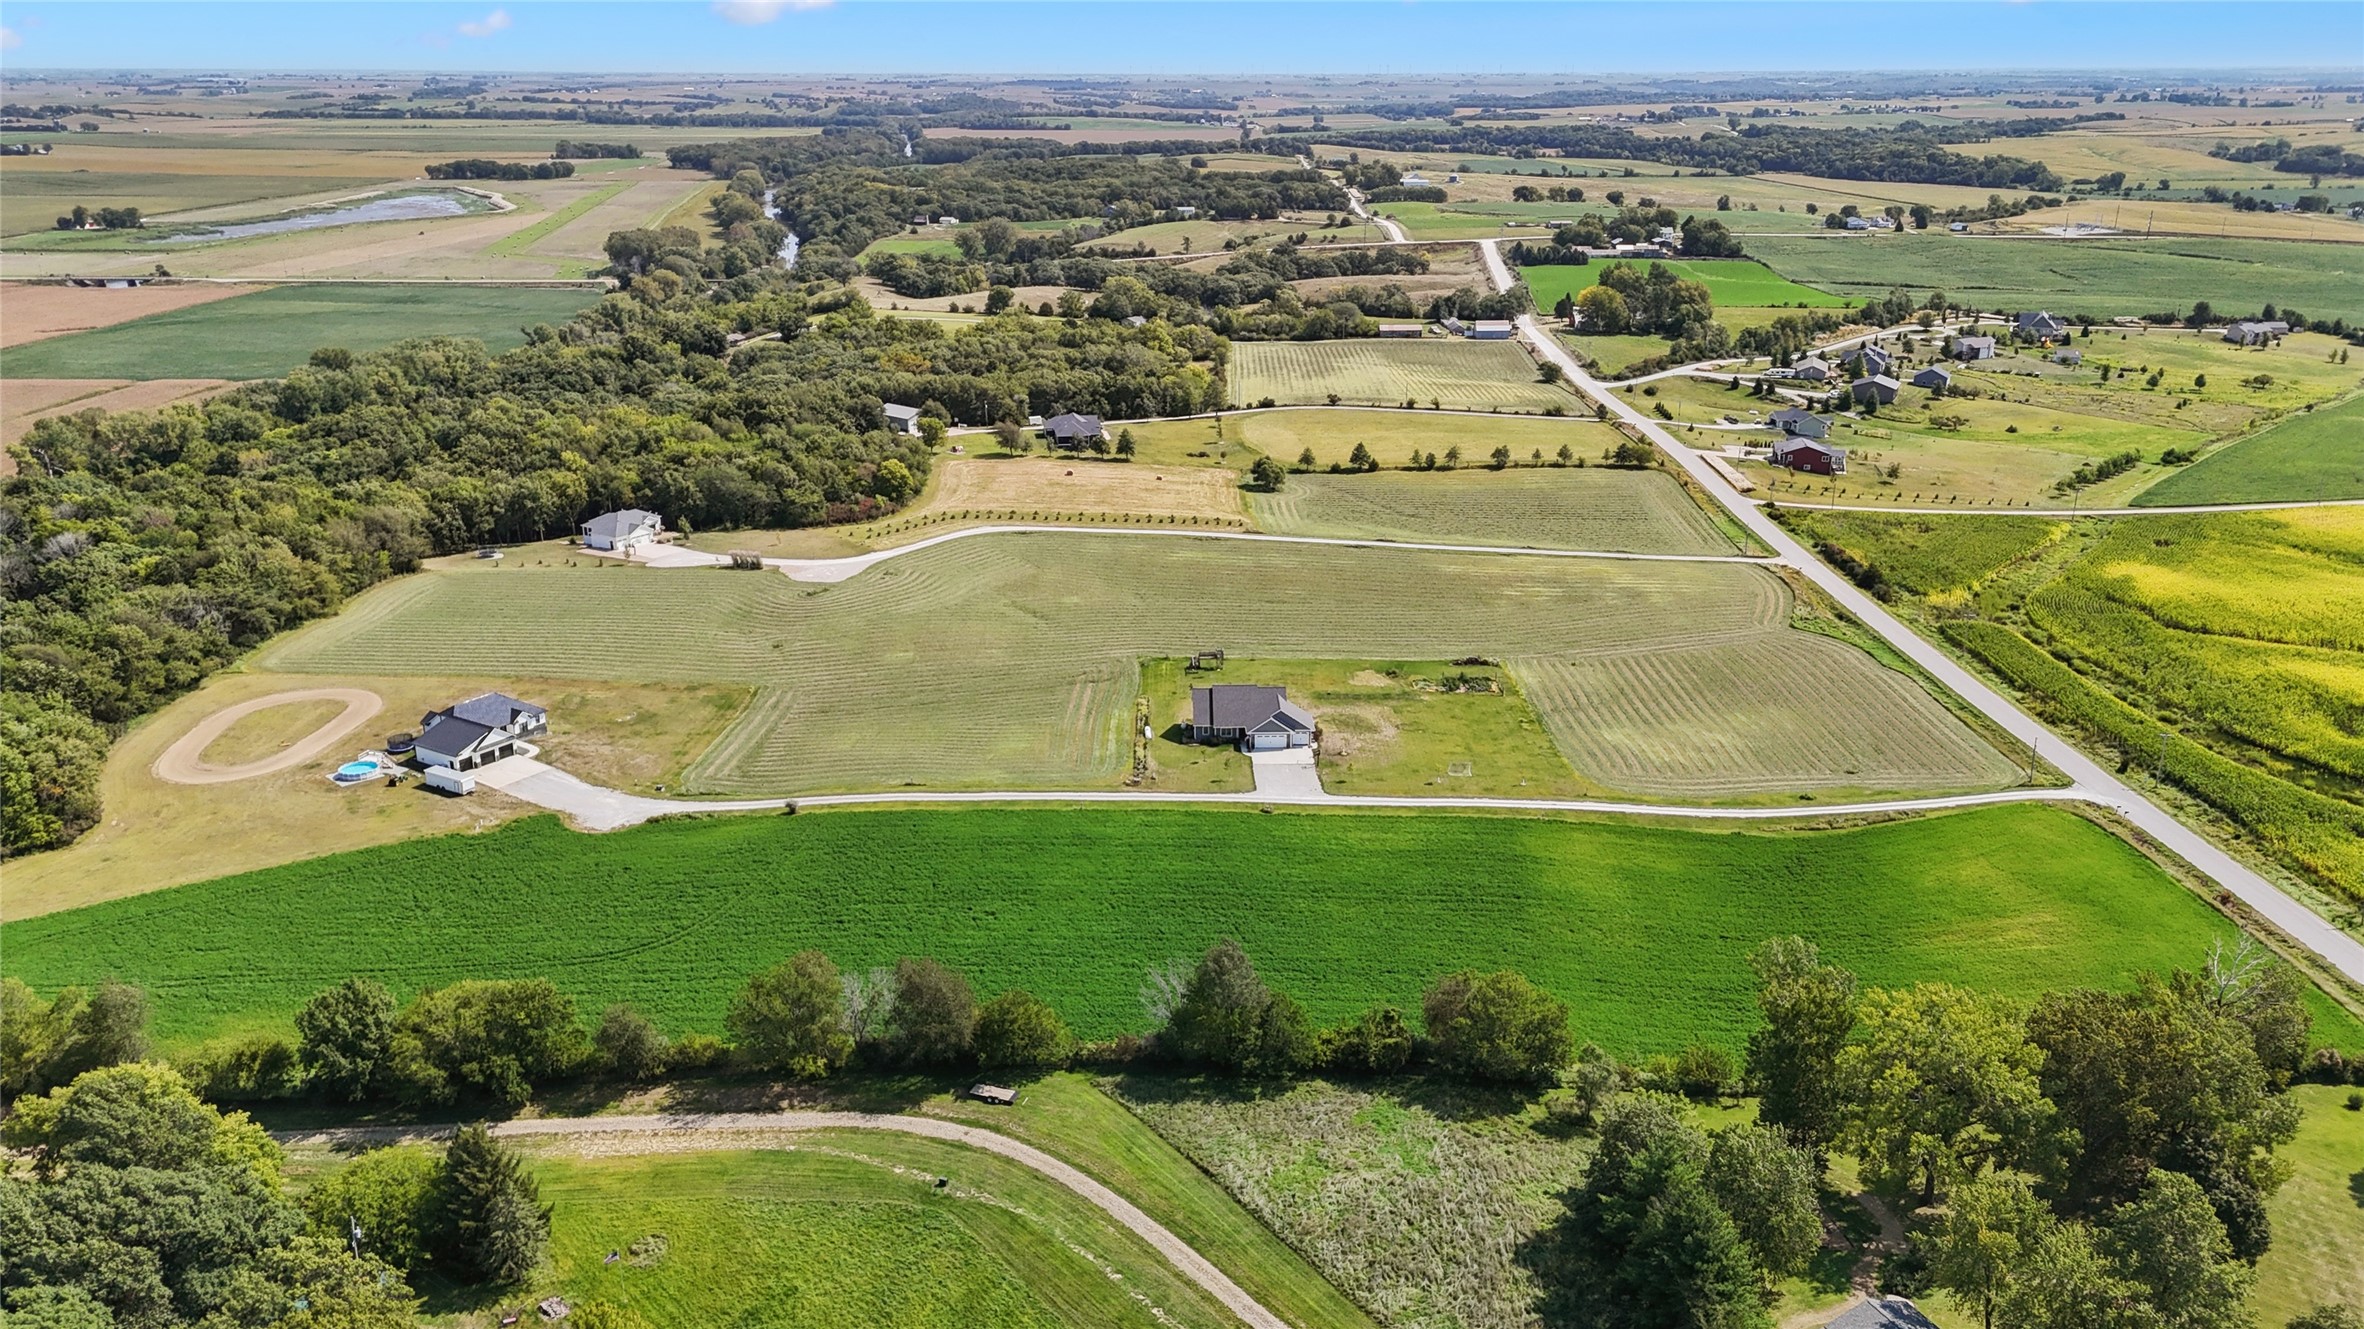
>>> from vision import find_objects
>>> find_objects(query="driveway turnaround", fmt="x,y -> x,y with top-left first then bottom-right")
1478,239 -> 2364,988
278,1111 -> 1289,1329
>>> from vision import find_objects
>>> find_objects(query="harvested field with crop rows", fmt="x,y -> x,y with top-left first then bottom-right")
1229,339 -> 1578,412
1250,467 -> 1734,553
254,532 -> 2008,798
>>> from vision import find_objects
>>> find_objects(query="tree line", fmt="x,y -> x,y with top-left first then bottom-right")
422,158 -> 575,181
1,284 -> 1223,854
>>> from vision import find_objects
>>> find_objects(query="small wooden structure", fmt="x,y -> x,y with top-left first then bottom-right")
1186,649 -> 1226,671
727,550 -> 764,570
967,1083 -> 1020,1106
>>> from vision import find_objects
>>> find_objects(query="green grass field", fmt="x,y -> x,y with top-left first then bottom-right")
1520,260 -> 1849,311
2136,392 -> 2364,505
19,803 -> 2354,1058
512,1140 -> 1242,1328
251,533 -> 2013,800
1249,467 -> 1734,553
1747,234 -> 2364,322
1228,339 -> 1578,412
2252,1084 -> 2364,1324
1780,511 -> 2068,597
0,283 -> 604,379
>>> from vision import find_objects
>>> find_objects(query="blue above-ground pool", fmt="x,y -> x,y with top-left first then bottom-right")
332,758 -> 389,784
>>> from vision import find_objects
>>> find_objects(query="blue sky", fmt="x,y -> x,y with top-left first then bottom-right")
0,2 -> 2357,75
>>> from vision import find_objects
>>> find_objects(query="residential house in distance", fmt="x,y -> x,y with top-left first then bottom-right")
1771,436 -> 1847,475
1850,375 -> 1901,406
1790,355 -> 1834,382
580,508 -> 663,551
1171,204 -> 1198,218
2223,320 -> 2290,346
1843,345 -> 1891,376
1911,364 -> 1953,390
881,403 -> 924,436
1400,172 -> 1430,187
1189,684 -> 1316,751
1470,320 -> 1515,340
412,692 -> 547,773
1041,412 -> 1105,450
1951,335 -> 1998,361
2015,310 -> 2068,340
2051,347 -> 2083,366
1768,407 -> 1832,439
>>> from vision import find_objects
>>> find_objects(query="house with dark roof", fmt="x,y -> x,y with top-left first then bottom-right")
413,693 -> 546,772
1850,374 -> 1901,406
1771,436 -> 1847,475
1041,412 -> 1105,449
1951,335 -> 1997,361
1189,684 -> 1315,751
1911,365 -> 1953,390
1843,345 -> 1891,376
1768,408 -> 1831,439
1827,1297 -> 1939,1329
1789,356 -> 1833,382
581,509 -> 662,551
881,403 -> 924,435
2015,310 -> 2068,340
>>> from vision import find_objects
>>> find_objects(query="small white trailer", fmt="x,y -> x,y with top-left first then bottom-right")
421,765 -> 476,796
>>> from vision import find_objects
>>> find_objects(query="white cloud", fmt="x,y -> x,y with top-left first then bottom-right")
457,8 -> 511,38
0,26 -> 23,51
712,0 -> 833,25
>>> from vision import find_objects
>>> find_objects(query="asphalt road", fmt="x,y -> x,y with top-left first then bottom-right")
1478,238 -> 2364,987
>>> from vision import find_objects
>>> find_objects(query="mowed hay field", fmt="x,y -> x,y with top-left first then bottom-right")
930,456 -> 1249,524
1520,260 -> 1848,311
1228,339 -> 1578,412
0,281 -> 258,345
2137,392 -> 2364,505
0,283 -> 603,379
16,803 -> 2356,1058
251,533 -> 2013,799
1249,467 -> 1733,553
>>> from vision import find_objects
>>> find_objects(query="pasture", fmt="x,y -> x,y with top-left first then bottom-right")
1520,260 -> 1848,311
2253,1083 -> 2364,1324
1228,339 -> 1577,412
1249,466 -> 1734,553
0,283 -> 603,379
2135,391 -> 2364,505
250,533 -> 2015,800
1746,234 -> 2364,323
14,802 -> 2337,1060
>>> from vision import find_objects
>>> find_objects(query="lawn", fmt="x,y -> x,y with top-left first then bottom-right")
1519,260 -> 1849,311
1249,466 -> 1735,554
505,1139 -> 1243,1328
13,804 -> 2343,1058
2136,391 -> 2364,505
0,283 -> 604,379
2252,1084 -> 2364,1324
1746,233 -> 2364,323
1228,339 -> 1578,413
249,533 -> 2014,801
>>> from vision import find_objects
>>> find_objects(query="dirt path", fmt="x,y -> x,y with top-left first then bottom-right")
151,687 -> 384,785
279,1111 -> 1288,1329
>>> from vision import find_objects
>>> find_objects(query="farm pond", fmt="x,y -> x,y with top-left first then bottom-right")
152,188 -> 498,243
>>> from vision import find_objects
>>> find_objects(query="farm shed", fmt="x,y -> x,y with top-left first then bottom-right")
1189,684 -> 1315,751
1041,412 -> 1105,449
1768,408 -> 1831,439
581,508 -> 663,551
1771,437 -> 1848,475
1470,320 -> 1514,340
1849,375 -> 1901,406
1378,322 -> 1425,338
881,402 -> 924,435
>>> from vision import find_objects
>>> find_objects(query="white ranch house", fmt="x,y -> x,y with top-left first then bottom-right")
581,508 -> 662,551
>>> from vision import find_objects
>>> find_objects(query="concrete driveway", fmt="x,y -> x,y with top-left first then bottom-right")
1247,747 -> 1325,799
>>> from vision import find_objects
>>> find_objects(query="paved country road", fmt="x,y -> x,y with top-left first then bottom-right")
1478,238 -> 2364,988
278,1112 -> 1289,1329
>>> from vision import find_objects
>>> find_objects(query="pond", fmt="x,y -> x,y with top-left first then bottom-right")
154,189 -> 493,244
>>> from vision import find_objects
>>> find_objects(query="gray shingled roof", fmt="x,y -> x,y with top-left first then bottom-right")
1828,1298 -> 1939,1329
1042,412 -> 1103,439
440,691 -> 545,729
582,509 -> 660,541
415,713 -> 496,756
882,403 -> 922,422
1192,684 -> 1313,732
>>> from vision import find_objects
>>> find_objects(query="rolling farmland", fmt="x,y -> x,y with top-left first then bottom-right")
0,283 -> 603,379
1520,260 -> 1848,311
2136,392 -> 2364,505
17,803 -> 2343,1059
1249,467 -> 1734,553
254,533 -> 2013,799
1228,339 -> 1578,412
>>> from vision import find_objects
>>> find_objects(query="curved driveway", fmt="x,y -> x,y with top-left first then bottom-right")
1479,238 -> 2364,987
279,1111 -> 1289,1329
152,687 -> 384,785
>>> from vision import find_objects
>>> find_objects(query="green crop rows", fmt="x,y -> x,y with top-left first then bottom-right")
1520,260 -> 1849,311
1249,467 -> 1734,554
2137,392 -> 2364,505
1228,339 -> 1578,412
21,803 -> 2348,1057
255,532 -> 2010,799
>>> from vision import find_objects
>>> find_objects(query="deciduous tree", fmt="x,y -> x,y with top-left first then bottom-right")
727,951 -> 853,1078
